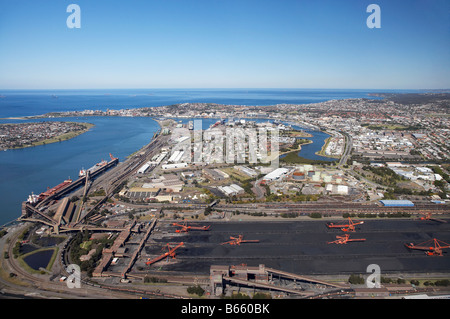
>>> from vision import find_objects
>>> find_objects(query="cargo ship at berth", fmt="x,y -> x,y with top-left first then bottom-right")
79,159 -> 108,177
37,179 -> 73,201
210,119 -> 225,129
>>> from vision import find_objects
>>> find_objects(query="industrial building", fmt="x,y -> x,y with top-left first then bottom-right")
380,200 -> 415,207
203,168 -> 226,181
234,165 -> 258,178
168,150 -> 185,163
53,197 -> 76,226
218,184 -> 245,197
137,162 -> 153,174
127,187 -> 160,200
142,174 -> 184,193
326,184 -> 349,195
262,168 -> 290,182
162,163 -> 188,170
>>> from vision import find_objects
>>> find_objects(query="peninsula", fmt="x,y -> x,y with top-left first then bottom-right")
0,121 -> 94,150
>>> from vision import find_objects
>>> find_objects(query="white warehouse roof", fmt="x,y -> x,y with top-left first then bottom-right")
263,168 -> 289,181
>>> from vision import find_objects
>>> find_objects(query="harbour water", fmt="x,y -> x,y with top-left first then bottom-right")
0,116 -> 160,226
0,89 -> 410,225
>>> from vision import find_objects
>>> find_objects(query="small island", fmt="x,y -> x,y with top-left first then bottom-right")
0,121 -> 94,150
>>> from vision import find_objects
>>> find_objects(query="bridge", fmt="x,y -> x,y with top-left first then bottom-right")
21,202 -> 57,225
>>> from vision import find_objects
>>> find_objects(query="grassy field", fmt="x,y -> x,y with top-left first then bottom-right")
80,241 -> 92,250
280,150 -> 335,165
283,130 -> 313,138
220,167 -> 253,182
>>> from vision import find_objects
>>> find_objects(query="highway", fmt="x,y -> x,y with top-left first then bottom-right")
338,131 -> 352,168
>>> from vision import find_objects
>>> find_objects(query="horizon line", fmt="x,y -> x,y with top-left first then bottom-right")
1,87 -> 449,92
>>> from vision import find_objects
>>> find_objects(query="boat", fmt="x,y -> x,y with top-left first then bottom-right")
27,192 -> 39,204
38,179 -> 73,201
210,120 -> 224,129
78,159 -> 108,177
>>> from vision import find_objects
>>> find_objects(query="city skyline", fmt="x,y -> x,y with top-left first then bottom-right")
0,0 -> 449,90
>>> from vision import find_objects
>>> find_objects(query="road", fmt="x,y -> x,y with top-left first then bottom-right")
0,223 -> 133,298
0,221 -> 187,299
338,131 -> 352,168
337,132 -> 389,190
0,132 -> 180,298
252,178 -> 266,200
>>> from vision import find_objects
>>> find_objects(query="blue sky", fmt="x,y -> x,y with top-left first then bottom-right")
0,0 -> 449,89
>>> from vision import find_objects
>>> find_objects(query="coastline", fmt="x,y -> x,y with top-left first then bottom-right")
126,117 -> 165,158
0,117 -> 162,228
0,117 -> 30,120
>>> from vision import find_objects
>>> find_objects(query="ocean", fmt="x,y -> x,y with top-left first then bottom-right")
0,88 -> 413,119
0,89 -> 412,225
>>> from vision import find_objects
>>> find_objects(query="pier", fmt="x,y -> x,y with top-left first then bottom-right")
20,157 -> 119,230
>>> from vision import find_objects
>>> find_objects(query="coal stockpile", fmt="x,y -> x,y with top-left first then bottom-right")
149,219 -> 450,276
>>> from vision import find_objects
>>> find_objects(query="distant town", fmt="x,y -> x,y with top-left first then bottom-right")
0,121 -> 93,150
22,92 -> 450,164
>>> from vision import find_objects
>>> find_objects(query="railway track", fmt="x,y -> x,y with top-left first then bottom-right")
78,136 -> 166,224
215,205 -> 449,215
3,224 -> 187,299
6,225 -> 48,286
